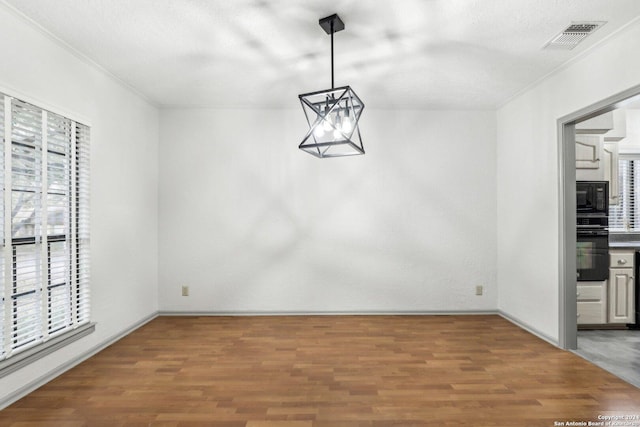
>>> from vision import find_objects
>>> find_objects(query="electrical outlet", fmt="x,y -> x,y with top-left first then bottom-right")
475,285 -> 483,296
182,285 -> 189,297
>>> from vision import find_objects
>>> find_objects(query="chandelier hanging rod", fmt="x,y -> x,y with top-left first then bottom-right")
319,14 -> 344,89
331,20 -> 334,88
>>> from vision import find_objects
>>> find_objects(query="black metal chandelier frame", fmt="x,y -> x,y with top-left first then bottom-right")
298,14 -> 365,158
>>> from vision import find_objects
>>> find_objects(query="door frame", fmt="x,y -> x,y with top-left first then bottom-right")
559,84 -> 640,349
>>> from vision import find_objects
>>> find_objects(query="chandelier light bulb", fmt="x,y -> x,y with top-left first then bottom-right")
323,117 -> 333,131
341,116 -> 353,134
332,110 -> 342,139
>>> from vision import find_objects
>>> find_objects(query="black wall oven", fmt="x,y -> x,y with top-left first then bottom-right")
576,216 -> 609,281
576,181 -> 609,282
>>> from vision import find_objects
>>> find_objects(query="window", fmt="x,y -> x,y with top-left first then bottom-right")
0,93 -> 91,372
610,158 -> 639,231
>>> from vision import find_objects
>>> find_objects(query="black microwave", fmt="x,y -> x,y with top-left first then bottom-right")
576,181 -> 609,215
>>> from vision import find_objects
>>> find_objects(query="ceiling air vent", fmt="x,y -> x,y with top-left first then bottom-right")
544,21 -> 606,50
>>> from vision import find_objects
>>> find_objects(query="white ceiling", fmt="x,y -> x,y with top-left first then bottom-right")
4,0 -> 640,109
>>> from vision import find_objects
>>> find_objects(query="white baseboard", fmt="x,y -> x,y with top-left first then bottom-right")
159,309 -> 500,316
498,310 -> 559,347
0,311 -> 159,410
162,310 -> 560,348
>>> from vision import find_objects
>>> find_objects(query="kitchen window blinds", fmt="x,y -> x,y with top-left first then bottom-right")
609,159 -> 638,231
0,92 -> 90,368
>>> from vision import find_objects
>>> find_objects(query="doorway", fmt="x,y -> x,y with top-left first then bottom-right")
559,85 -> 640,385
557,85 -> 640,387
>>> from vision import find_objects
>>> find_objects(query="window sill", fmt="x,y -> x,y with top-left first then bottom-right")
0,323 -> 96,379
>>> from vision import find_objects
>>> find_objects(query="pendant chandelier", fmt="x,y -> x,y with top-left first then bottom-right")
298,14 -> 365,158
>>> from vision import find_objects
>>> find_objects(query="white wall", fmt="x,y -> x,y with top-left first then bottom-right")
497,20 -> 640,341
159,108 -> 497,313
0,4 -> 159,404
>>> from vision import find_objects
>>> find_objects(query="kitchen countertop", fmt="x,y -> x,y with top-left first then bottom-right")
609,241 -> 640,248
609,233 -> 640,248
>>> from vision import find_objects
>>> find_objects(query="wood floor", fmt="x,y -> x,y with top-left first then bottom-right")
1,315 -> 640,426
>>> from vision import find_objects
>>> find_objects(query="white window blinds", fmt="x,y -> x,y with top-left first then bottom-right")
609,158 -> 638,231
0,93 -> 90,363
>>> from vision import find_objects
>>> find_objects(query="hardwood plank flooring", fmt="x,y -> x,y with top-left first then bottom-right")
1,315 -> 640,426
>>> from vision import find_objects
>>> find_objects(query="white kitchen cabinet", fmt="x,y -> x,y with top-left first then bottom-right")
603,110 -> 627,142
610,251 -> 633,268
603,142 -> 619,205
608,268 -> 634,323
576,112 -> 613,135
608,250 -> 635,324
577,282 -> 607,325
576,135 -> 602,169
576,135 -> 605,181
